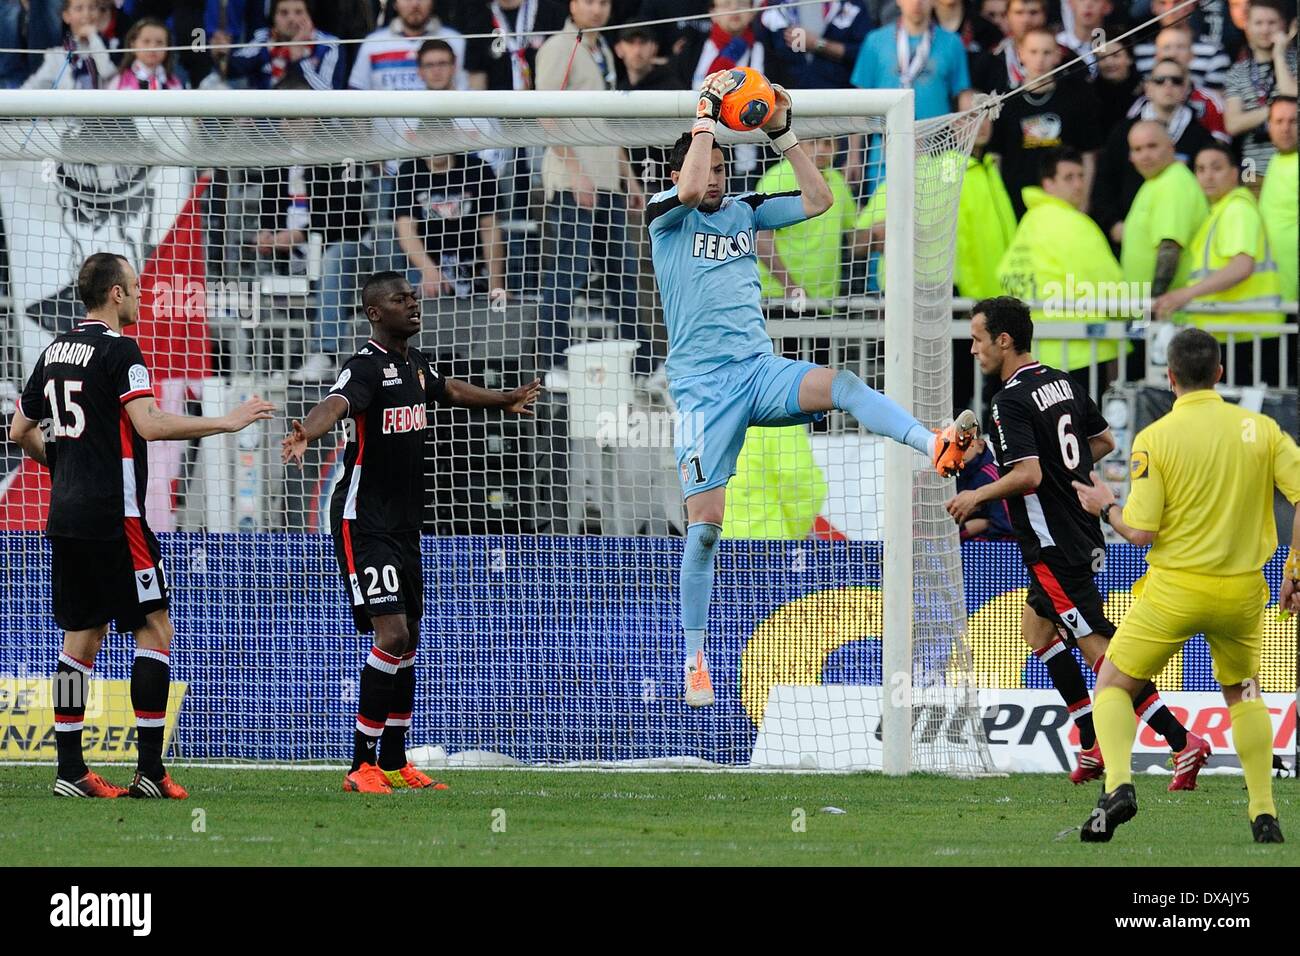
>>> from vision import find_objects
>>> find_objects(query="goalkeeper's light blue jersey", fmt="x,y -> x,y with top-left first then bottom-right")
647,185 -> 808,380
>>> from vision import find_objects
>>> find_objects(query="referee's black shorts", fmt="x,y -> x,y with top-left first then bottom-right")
332,526 -> 423,634
51,528 -> 169,633
1024,558 -> 1116,642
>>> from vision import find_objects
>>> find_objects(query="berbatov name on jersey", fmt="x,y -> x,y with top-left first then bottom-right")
990,362 -> 1110,567
17,320 -> 154,541
327,339 -> 447,534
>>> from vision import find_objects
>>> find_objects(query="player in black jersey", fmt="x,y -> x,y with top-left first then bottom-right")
282,271 -> 540,793
9,253 -> 273,799
946,297 -> 1209,788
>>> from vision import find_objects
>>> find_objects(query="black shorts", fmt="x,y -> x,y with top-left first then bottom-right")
1024,558 -> 1115,642
332,526 -> 423,634
51,530 -> 169,633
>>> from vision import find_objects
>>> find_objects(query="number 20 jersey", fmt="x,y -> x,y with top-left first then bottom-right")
327,339 -> 447,535
989,362 -> 1109,566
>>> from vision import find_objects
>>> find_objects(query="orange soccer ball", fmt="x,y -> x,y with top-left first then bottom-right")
719,67 -> 776,131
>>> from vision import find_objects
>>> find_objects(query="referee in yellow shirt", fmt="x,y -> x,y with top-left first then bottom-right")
1071,327 -> 1300,844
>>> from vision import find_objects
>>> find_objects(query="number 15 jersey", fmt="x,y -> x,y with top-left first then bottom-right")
18,320 -> 155,541
990,362 -> 1110,566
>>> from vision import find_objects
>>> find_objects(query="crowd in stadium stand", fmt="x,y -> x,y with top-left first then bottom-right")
2,0 -> 1296,390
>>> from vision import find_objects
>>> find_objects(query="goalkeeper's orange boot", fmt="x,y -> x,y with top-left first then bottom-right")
127,771 -> 188,799
1168,733 -> 1211,791
383,763 -> 449,791
685,651 -> 715,707
53,770 -> 127,798
343,763 -> 393,794
933,409 -> 979,478
1070,744 -> 1105,784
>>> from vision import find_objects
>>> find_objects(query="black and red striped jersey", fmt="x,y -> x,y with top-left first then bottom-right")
989,362 -> 1109,567
327,339 -> 447,535
18,320 -> 154,541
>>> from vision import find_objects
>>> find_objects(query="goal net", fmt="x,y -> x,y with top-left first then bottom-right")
0,89 -> 993,774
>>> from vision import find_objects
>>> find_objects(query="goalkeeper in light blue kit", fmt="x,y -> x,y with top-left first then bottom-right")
650,72 -> 978,705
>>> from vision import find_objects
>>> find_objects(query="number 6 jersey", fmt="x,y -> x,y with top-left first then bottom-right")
989,361 -> 1110,566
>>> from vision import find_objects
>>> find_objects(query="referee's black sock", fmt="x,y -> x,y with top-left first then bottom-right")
53,652 -> 92,781
379,649 -> 416,772
1034,637 -> 1096,749
353,645 -> 399,772
131,647 -> 171,780
1134,681 -> 1188,752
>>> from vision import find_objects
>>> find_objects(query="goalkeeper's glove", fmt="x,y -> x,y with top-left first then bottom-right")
765,83 -> 798,153
694,70 -> 732,138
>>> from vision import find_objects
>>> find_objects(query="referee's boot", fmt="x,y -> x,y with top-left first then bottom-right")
1251,814 -> 1284,844
1080,782 -> 1137,842
933,409 -> 979,478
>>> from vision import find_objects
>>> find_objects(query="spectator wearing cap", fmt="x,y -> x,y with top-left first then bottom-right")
1119,121 -> 1209,305
1155,143 -> 1283,384
1258,96 -> 1297,304
228,0 -> 345,90
615,25 -> 685,90
762,0 -> 873,90
1092,60 -> 1218,247
633,0 -> 710,62
1224,0 -> 1298,184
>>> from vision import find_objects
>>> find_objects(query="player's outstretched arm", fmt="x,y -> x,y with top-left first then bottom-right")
282,393 -> 348,468
946,457 -> 1041,524
444,377 -> 541,416
764,85 -> 832,219
8,409 -> 47,467
126,394 -> 274,443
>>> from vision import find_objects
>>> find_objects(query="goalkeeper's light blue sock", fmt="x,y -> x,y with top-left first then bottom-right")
680,522 -> 722,659
830,370 -> 934,457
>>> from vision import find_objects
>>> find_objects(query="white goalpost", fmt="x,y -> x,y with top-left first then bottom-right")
0,88 -> 993,775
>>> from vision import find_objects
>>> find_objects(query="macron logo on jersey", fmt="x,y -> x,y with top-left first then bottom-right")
382,404 -> 427,434
692,229 -> 754,262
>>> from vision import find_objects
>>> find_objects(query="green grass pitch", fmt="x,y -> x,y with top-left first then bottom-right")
1,766 -> 1294,866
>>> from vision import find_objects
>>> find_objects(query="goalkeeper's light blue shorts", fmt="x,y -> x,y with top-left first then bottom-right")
670,352 -> 823,499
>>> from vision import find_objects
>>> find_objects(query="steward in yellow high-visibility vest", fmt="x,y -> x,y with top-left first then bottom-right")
1154,144 -> 1283,334
996,148 -> 1130,371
